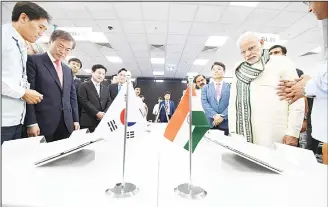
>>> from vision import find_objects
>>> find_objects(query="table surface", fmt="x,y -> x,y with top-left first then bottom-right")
2,124 -> 327,207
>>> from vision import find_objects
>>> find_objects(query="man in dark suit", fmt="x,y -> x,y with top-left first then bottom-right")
68,57 -> 83,117
78,64 -> 112,132
25,30 -> 79,142
108,68 -> 127,101
201,62 -> 231,136
158,91 -> 175,123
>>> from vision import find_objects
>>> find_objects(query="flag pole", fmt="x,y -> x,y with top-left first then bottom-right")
174,76 -> 207,200
105,77 -> 139,198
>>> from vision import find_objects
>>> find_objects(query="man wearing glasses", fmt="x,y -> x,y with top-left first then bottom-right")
277,1 -> 328,164
228,32 -> 305,148
25,30 -> 80,142
1,2 -> 51,144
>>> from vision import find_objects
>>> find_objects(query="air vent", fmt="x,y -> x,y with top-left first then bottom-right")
150,44 -> 165,52
95,43 -> 113,49
201,46 -> 219,52
299,52 -> 319,57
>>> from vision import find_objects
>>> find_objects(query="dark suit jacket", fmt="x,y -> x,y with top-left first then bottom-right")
108,83 -> 119,102
201,82 -> 231,129
25,53 -> 79,136
159,100 -> 175,122
74,78 -> 83,117
78,81 -> 112,128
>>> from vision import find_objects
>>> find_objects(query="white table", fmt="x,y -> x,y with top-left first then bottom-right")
2,124 -> 327,207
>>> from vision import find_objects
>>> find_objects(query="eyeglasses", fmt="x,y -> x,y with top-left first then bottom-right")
240,45 -> 258,56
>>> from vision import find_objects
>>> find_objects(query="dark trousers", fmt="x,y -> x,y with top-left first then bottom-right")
1,124 -> 23,145
211,125 -> 229,136
45,113 -> 70,143
160,115 -> 172,123
306,127 -> 320,154
81,126 -> 96,133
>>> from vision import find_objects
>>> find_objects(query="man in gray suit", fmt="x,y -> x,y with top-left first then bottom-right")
201,62 -> 231,135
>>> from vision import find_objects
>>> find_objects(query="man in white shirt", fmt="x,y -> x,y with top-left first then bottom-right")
1,2 -> 51,144
277,1 -> 328,163
153,97 -> 163,120
228,32 -> 305,148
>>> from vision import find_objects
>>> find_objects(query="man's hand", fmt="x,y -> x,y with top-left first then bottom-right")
277,75 -> 312,104
22,89 -> 43,104
27,125 -> 40,137
301,120 -> 307,133
213,114 -> 224,126
96,112 -> 105,120
73,122 -> 80,130
283,135 -> 298,146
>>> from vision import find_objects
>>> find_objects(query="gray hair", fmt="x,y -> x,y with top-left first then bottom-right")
236,31 -> 261,48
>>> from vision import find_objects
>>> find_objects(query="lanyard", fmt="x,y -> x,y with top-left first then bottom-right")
12,36 -> 26,78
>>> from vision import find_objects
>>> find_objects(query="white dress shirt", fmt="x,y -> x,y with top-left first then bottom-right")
153,103 -> 160,115
305,60 -> 328,143
91,78 -> 101,96
1,23 -> 27,126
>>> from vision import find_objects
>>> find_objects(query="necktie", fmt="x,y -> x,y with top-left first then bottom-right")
54,60 -> 63,87
118,84 -> 121,92
165,101 -> 169,114
216,82 -> 221,100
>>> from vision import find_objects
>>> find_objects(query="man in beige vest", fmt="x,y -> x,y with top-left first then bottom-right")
228,32 -> 305,148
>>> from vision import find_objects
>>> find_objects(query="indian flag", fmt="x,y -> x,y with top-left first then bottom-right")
164,86 -> 210,153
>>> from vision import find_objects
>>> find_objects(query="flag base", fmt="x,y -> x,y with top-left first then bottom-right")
105,182 -> 139,198
174,183 -> 207,200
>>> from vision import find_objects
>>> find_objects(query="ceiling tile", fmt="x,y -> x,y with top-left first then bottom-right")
189,22 -> 217,35
279,13 -> 317,40
130,43 -> 149,52
284,2 -> 308,12
244,9 -> 280,25
96,20 -> 124,33
114,3 -> 143,20
167,35 -> 187,45
185,36 -> 208,45
169,4 -> 198,21
257,2 -> 290,10
268,11 -> 306,27
134,51 -> 150,58
73,20 -> 102,32
122,21 -> 145,34
219,6 -> 255,24
147,35 -> 167,45
126,34 -> 148,44
142,2 -> 169,21
144,21 -> 167,34
35,2 -> 68,20
168,21 -> 192,35
194,5 -> 225,23
166,44 -> 185,53
84,3 -> 117,19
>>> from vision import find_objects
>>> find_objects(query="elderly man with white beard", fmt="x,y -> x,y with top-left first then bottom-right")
228,32 -> 305,148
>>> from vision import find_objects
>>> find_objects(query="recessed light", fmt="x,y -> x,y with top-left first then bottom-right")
205,36 -> 229,47
229,2 -> 259,7
151,58 -> 165,64
193,59 -> 208,66
155,80 -> 164,83
181,80 -> 187,84
106,56 -> 123,63
89,32 -> 109,43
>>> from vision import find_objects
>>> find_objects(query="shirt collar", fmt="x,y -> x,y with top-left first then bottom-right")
9,23 -> 26,49
91,78 -> 100,86
213,80 -> 223,86
47,51 -> 57,63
